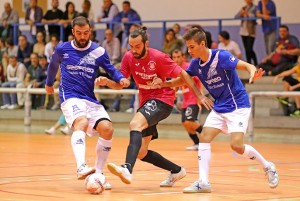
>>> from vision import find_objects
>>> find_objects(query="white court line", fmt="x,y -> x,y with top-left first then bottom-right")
289,169 -> 299,171
39,178 -> 52,181
143,191 -> 182,195
17,180 -> 31,182
229,170 -> 241,172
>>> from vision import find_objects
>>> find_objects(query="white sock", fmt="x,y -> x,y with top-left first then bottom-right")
198,143 -> 211,184
242,144 -> 270,168
71,130 -> 86,169
95,137 -> 112,173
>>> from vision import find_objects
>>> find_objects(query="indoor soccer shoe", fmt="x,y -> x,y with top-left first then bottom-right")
183,180 -> 211,193
104,181 -> 112,190
77,163 -> 96,180
186,144 -> 198,151
107,163 -> 132,184
264,162 -> 279,188
160,167 -> 186,187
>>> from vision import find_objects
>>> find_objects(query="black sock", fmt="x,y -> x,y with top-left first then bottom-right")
123,130 -> 142,173
141,150 -> 181,174
196,125 -> 203,134
188,133 -> 199,145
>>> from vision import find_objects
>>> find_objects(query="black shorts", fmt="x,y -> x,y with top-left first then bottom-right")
283,76 -> 299,86
181,104 -> 200,122
138,99 -> 173,140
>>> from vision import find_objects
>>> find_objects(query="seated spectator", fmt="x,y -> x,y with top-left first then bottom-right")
162,28 -> 183,56
33,31 -> 46,55
102,29 -> 121,65
0,38 -> 6,75
121,23 -> 140,55
172,23 -> 184,44
44,34 -> 60,63
17,35 -> 33,68
79,0 -> 95,27
16,53 -> 39,108
90,30 -> 99,44
258,25 -> 300,76
205,31 -> 218,49
25,0 -> 45,43
113,1 -> 141,43
59,1 -> 79,41
0,2 -> 19,40
1,55 -> 27,110
218,30 -> 242,59
45,113 -> 70,135
273,56 -> 300,117
2,38 -> 18,76
42,0 -> 63,37
0,64 -> 4,84
32,54 -> 48,109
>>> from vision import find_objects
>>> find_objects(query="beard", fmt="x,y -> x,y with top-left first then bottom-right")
74,37 -> 90,48
133,43 -> 147,59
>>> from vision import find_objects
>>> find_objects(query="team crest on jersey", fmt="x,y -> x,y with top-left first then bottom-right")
198,69 -> 202,75
78,53 -> 96,66
229,55 -> 236,62
207,65 -> 217,79
148,61 -> 156,71
63,53 -> 69,58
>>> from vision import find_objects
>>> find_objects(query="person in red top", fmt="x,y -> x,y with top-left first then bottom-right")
95,26 -> 211,187
172,49 -> 203,151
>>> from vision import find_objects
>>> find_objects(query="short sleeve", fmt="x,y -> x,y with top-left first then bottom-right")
120,52 -> 131,78
219,50 -> 239,71
158,54 -> 182,78
186,59 -> 199,77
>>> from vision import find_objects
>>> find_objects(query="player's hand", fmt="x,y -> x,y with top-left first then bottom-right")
249,68 -> 264,84
95,76 -> 109,86
151,77 -> 163,89
197,95 -> 213,110
120,78 -> 130,88
45,85 -> 54,94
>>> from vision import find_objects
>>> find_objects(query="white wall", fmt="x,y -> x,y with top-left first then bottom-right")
2,0 -> 300,24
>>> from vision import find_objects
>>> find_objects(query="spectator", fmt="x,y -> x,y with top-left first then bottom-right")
162,28 -> 183,56
0,38 -> 6,75
235,0 -> 258,65
17,35 -> 33,68
33,31 -> 46,55
32,54 -> 48,109
218,30 -> 242,59
97,0 -> 121,38
45,113 -> 70,135
42,0 -> 63,37
59,1 -> 79,41
0,63 -> 5,84
0,2 -> 19,40
113,1 -> 141,43
2,38 -> 18,76
25,0 -> 45,43
102,29 -> 121,65
172,23 -> 184,45
273,56 -> 300,117
90,30 -> 99,44
80,0 -> 95,25
121,23 -> 140,55
256,0 -> 277,55
1,55 -> 27,110
44,34 -> 60,63
257,25 -> 300,76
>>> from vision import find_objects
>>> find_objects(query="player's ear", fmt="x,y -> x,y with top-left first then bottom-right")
71,29 -> 75,36
145,40 -> 149,48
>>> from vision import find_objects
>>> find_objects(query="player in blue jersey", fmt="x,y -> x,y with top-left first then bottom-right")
45,16 -> 130,189
158,28 -> 279,193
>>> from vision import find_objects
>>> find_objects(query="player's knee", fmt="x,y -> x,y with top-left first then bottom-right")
199,133 -> 212,143
73,117 -> 89,130
137,147 -> 147,159
129,119 -> 143,131
230,142 -> 244,154
96,121 -> 114,138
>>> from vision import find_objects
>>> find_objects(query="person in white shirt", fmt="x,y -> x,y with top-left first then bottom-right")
218,30 -> 242,59
44,34 -> 60,63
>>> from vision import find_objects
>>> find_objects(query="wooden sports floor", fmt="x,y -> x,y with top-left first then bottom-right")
0,132 -> 299,201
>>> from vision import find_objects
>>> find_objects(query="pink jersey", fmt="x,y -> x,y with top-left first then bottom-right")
121,48 -> 183,107
180,62 -> 201,108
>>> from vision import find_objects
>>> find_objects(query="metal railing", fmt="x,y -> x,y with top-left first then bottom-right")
3,16 -> 281,45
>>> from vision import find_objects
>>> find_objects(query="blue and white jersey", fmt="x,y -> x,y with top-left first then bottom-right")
186,49 -> 250,113
46,40 -> 124,105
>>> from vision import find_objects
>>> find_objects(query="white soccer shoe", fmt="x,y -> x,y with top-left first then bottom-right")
107,163 -> 132,184
160,167 -> 186,187
77,163 -> 96,180
45,127 -> 55,135
185,144 -> 198,151
104,181 -> 112,190
264,162 -> 279,188
183,180 -> 211,193
60,126 -> 70,135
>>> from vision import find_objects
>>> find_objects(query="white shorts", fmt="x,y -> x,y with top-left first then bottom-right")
61,98 -> 111,136
203,108 -> 251,134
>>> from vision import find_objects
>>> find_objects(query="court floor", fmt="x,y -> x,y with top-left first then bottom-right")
0,132 -> 299,201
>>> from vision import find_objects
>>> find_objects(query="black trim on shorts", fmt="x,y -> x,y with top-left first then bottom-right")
181,104 -> 200,122
93,118 -> 111,130
142,125 -> 158,140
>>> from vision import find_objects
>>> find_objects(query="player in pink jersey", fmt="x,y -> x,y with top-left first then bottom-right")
172,49 -> 203,151
95,26 -> 212,187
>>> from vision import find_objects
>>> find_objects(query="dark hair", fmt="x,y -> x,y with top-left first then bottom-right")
280,24 -> 289,32
172,49 -> 183,56
6,38 -> 14,46
71,16 -> 90,28
123,1 -> 130,6
38,54 -> 47,59
65,1 -> 75,12
130,26 -> 148,43
219,30 -> 230,40
183,27 -> 207,46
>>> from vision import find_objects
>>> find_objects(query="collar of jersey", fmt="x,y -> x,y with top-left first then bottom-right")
71,40 -> 92,51
199,49 -> 212,67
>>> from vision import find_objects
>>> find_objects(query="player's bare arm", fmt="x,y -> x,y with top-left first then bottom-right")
236,60 -> 264,84
45,85 -> 54,94
95,76 -> 130,90
179,71 -> 213,110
